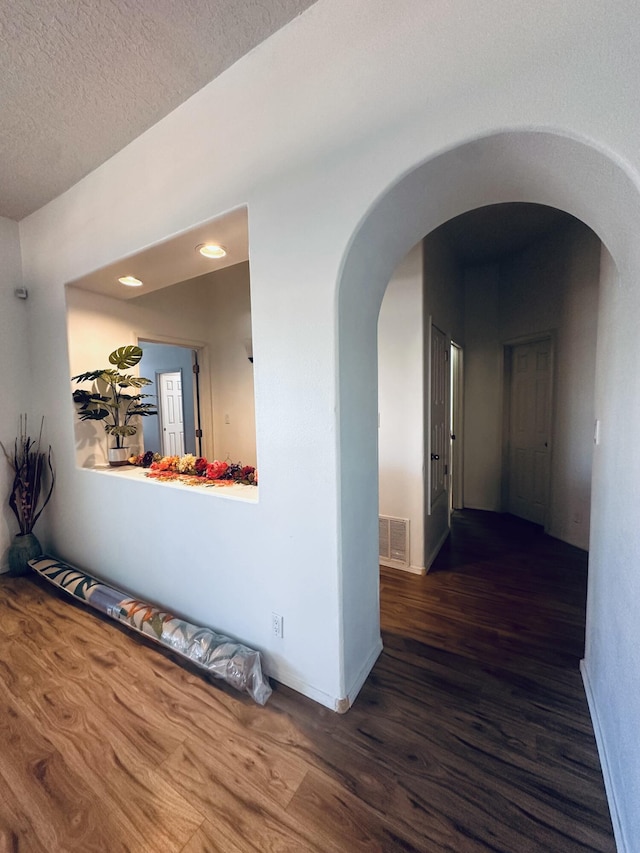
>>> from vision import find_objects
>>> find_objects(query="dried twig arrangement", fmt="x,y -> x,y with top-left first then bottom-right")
1,414 -> 55,535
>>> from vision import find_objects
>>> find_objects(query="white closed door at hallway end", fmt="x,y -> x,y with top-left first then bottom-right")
507,339 -> 552,526
159,371 -> 185,457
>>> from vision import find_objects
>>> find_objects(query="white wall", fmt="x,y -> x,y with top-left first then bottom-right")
378,243 -> 424,572
462,221 -> 599,551
0,217 -> 30,570
501,221 -> 600,548
423,231 -> 465,345
462,264 -> 502,511
11,2 -> 640,842
586,245 -> 639,850
207,262 -> 257,468
378,234 -> 464,574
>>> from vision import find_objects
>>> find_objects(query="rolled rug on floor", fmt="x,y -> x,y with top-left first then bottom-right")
28,555 -> 272,706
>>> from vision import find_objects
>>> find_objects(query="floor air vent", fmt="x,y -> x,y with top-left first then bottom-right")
379,516 -> 410,569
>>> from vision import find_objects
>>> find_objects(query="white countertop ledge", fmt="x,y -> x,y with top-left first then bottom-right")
79,464 -> 259,503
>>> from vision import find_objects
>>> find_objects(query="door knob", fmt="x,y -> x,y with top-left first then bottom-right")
431,453 -> 440,460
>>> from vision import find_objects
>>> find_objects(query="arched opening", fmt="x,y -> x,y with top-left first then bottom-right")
377,202 -> 601,674
336,130 -> 640,715
378,203 -> 599,571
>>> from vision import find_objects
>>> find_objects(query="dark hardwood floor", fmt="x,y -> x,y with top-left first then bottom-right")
0,511 -> 615,851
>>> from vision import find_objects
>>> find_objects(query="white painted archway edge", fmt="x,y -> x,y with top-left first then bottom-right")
337,130 -> 640,850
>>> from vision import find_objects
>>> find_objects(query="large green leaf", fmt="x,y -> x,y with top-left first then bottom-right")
71,369 -> 110,383
109,345 -> 143,370
127,403 -> 158,417
77,407 -> 110,421
116,375 -> 151,388
72,389 -> 96,404
106,424 -> 138,437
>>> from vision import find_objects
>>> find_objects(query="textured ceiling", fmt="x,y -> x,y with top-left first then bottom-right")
0,0 -> 317,221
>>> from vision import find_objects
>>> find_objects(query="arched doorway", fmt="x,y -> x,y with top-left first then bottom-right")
377,202 -> 599,575
336,128 -> 639,784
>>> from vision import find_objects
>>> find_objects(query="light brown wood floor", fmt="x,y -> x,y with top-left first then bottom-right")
0,510 -> 615,851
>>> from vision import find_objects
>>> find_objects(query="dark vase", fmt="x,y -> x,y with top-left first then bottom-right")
7,532 -> 42,577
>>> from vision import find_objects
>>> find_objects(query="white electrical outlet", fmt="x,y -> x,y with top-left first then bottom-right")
272,612 -> 283,638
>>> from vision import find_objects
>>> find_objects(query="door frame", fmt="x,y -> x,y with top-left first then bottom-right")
501,330 -> 556,531
450,341 -> 464,512
426,319 -> 450,517
138,335 -> 214,459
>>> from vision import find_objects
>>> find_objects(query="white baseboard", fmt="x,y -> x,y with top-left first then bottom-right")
344,637 -> 383,711
383,563 -> 425,576
263,637 -> 383,714
263,666 -> 342,711
580,659 -> 627,852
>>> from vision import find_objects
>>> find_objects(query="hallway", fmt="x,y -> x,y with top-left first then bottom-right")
382,509 -> 590,670
374,509 -> 615,850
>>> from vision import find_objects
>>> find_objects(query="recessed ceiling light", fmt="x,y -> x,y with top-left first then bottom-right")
118,275 -> 143,287
197,243 -> 227,259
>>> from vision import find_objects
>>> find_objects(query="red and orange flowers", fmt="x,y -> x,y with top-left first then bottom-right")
129,452 -> 257,487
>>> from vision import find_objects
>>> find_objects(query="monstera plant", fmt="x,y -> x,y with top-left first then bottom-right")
72,345 -> 158,466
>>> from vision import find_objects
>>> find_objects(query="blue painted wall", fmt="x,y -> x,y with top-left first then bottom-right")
138,342 -> 196,455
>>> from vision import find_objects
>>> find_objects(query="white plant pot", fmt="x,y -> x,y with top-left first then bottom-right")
108,447 -> 130,467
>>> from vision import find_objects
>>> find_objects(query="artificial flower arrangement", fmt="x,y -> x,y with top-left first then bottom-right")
129,451 -> 257,487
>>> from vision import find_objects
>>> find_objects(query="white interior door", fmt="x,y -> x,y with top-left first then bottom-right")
507,338 -> 552,525
159,371 -> 185,456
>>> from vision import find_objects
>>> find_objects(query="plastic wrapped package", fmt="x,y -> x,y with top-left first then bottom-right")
28,555 -> 272,705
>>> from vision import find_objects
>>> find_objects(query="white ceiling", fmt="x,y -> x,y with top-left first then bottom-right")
438,203 -> 575,265
68,204 -> 249,299
0,0 -> 317,221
